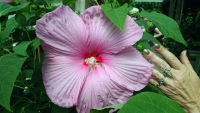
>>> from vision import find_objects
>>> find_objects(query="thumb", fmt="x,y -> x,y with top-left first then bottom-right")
180,50 -> 194,71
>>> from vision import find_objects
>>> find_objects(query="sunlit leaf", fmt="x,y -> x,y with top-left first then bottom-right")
101,3 -> 128,32
0,2 -> 29,17
0,54 -> 27,112
140,10 -> 187,46
13,41 -> 32,56
118,92 -> 184,113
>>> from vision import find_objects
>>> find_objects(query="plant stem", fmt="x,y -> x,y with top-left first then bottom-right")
37,46 -> 41,62
94,0 -> 99,5
14,85 -> 26,90
11,98 -> 23,107
24,27 -> 31,41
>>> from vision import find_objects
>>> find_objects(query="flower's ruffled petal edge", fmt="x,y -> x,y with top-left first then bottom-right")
81,6 -> 142,54
36,5 -> 88,58
76,66 -> 133,113
42,56 -> 88,107
101,47 -> 153,91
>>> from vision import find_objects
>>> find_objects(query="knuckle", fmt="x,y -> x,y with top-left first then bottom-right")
148,52 -> 156,60
158,61 -> 168,69
167,56 -> 175,62
153,71 -> 159,79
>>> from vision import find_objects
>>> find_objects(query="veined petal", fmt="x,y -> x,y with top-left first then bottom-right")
76,66 -> 133,113
42,56 -> 88,107
81,6 -> 142,54
101,47 -> 153,91
36,5 -> 88,58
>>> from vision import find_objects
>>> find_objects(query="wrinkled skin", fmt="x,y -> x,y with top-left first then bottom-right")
144,44 -> 200,113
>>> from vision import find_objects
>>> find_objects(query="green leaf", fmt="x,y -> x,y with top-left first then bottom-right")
118,92 -> 185,113
62,0 -> 77,5
117,0 -> 133,6
13,41 -> 32,56
90,104 -> 123,113
140,10 -> 187,46
139,32 -> 160,44
47,0 -> 62,3
135,20 -> 148,30
31,62 -> 45,93
22,69 -> 33,78
138,41 -> 150,49
15,12 -> 27,26
51,104 -> 72,113
0,17 -> 18,41
0,2 -> 29,17
32,38 -> 41,51
101,3 -> 128,32
0,54 -> 27,112
134,84 -> 165,96
90,109 -> 110,113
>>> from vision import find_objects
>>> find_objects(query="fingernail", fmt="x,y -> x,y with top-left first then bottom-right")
185,50 -> 188,57
154,44 -> 160,49
143,49 -> 150,55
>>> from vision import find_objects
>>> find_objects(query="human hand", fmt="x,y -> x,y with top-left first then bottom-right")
143,44 -> 200,113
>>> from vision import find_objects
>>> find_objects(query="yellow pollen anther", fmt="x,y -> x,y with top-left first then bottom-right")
85,57 -> 96,65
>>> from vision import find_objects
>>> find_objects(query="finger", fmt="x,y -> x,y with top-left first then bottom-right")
149,78 -> 159,86
153,44 -> 184,70
180,50 -> 193,71
143,49 -> 171,70
149,78 -> 167,90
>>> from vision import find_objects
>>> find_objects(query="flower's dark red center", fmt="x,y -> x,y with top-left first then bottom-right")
84,50 -> 102,67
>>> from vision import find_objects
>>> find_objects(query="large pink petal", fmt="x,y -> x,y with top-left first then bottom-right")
36,5 -> 88,58
76,66 -> 133,113
101,47 -> 153,91
81,6 -> 142,54
42,56 -> 88,107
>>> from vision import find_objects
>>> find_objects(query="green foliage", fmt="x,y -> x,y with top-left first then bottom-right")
139,10 -> 187,46
31,38 -> 41,51
0,2 -> 29,17
13,41 -> 32,56
117,0 -> 135,6
90,104 -> 123,113
51,104 -> 72,113
15,12 -> 27,26
137,41 -> 150,49
62,0 -> 77,5
140,32 -> 160,44
101,3 -> 128,33
118,92 -> 185,113
0,54 -> 27,112
0,17 -> 18,40
135,20 -> 147,29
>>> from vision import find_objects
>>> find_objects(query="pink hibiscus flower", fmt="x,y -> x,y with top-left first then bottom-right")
36,5 -> 153,113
